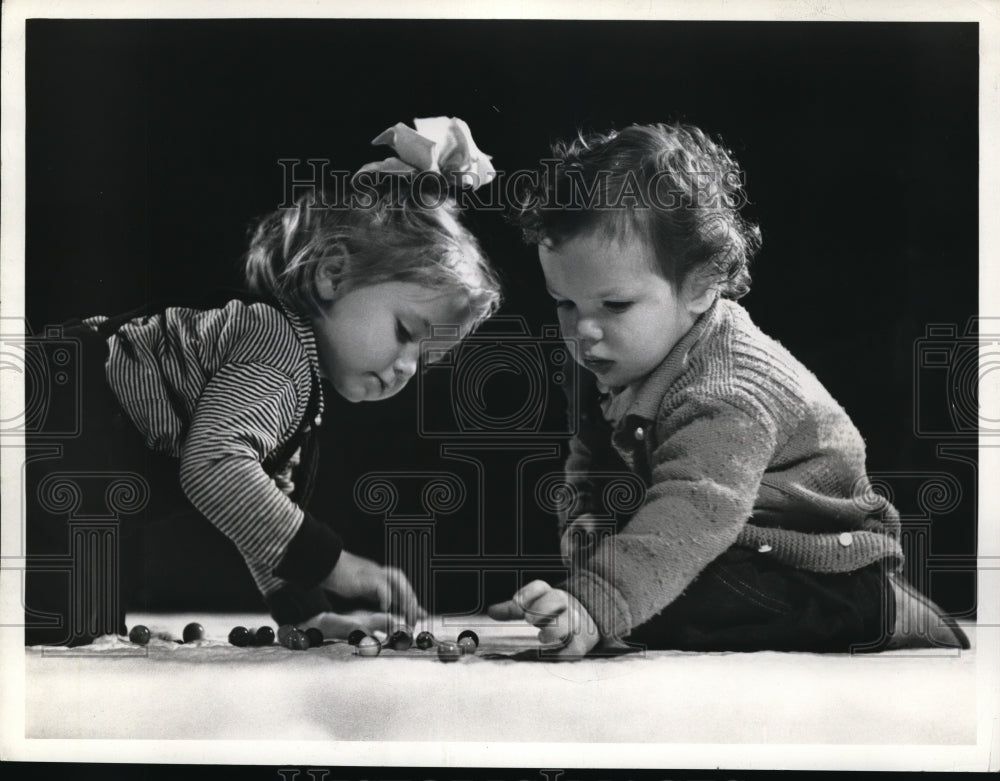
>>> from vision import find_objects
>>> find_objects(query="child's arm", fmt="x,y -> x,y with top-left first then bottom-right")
491,393 -> 778,654
179,362 -> 337,586
560,391 -> 780,644
178,362 -> 422,624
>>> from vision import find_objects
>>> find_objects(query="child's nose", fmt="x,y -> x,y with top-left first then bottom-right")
394,347 -> 418,379
576,317 -> 602,342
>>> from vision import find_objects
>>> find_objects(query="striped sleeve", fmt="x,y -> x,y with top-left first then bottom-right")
178,361 -> 341,591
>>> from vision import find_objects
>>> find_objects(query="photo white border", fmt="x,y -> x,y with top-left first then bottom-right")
2,0 -> 998,772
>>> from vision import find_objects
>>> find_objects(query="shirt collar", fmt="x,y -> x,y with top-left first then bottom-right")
276,299 -> 326,419
600,297 -> 720,427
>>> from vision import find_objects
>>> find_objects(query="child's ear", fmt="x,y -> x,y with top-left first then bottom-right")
684,276 -> 718,316
313,244 -> 350,303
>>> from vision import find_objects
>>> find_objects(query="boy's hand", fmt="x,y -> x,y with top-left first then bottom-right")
487,580 -> 600,658
322,550 -> 426,625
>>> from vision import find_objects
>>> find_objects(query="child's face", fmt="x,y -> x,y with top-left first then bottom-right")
539,231 -> 708,390
313,281 -> 467,403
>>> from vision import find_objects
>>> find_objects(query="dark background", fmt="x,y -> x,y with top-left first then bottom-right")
25,20 -> 980,616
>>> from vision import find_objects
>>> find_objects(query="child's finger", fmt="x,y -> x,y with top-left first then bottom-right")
540,629 -> 592,658
486,599 -> 525,621
519,589 -> 569,628
487,580 -> 554,622
378,567 -> 423,624
394,576 -> 424,624
512,579 -> 554,612
361,612 -> 394,635
542,600 -> 601,658
537,610 -> 571,647
525,595 -> 576,648
398,598 -> 424,626
316,614 -> 355,637
311,611 -> 389,640
337,610 -> 394,636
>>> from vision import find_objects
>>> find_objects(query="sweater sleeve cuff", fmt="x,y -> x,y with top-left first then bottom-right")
559,569 -> 634,643
263,583 -> 333,625
272,510 -> 343,587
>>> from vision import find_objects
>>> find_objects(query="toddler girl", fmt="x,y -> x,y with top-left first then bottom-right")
25,117 -> 501,646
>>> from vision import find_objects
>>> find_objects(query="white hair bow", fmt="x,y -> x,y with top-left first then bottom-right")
356,116 -> 496,190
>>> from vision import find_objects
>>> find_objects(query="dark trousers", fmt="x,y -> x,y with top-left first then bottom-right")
22,323 -> 252,646
626,546 -> 895,653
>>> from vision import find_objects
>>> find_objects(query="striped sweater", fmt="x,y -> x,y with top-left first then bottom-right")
85,299 -> 341,623
560,298 -> 904,643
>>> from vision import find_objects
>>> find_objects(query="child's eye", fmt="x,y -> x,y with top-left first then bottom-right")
554,300 -> 575,310
603,301 -> 634,313
396,319 -> 413,343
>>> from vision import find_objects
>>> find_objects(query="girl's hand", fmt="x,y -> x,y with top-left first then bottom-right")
487,580 -> 600,658
322,550 -> 426,625
297,610 -> 396,640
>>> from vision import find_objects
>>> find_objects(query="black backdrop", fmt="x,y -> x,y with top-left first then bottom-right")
25,20 -> 979,617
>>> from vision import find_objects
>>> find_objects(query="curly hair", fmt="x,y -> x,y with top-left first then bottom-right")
245,176 -> 502,329
514,123 -> 760,299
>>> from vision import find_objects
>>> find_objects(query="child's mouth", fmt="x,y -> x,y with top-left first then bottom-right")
582,357 -> 614,374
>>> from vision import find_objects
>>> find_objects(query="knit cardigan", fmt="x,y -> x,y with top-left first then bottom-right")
559,298 -> 904,643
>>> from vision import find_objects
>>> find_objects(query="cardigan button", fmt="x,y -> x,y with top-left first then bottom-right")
634,426 -> 645,441
313,414 -> 323,426
838,532 -> 854,547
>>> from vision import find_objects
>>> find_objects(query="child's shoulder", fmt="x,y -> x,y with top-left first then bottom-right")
208,298 -> 294,332
683,299 -> 821,423
190,299 -> 310,367
710,299 -> 807,371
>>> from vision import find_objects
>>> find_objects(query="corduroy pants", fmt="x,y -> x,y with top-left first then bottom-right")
626,545 -> 895,652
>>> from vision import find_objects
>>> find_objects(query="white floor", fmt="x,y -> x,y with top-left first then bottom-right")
12,613 -> 991,770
